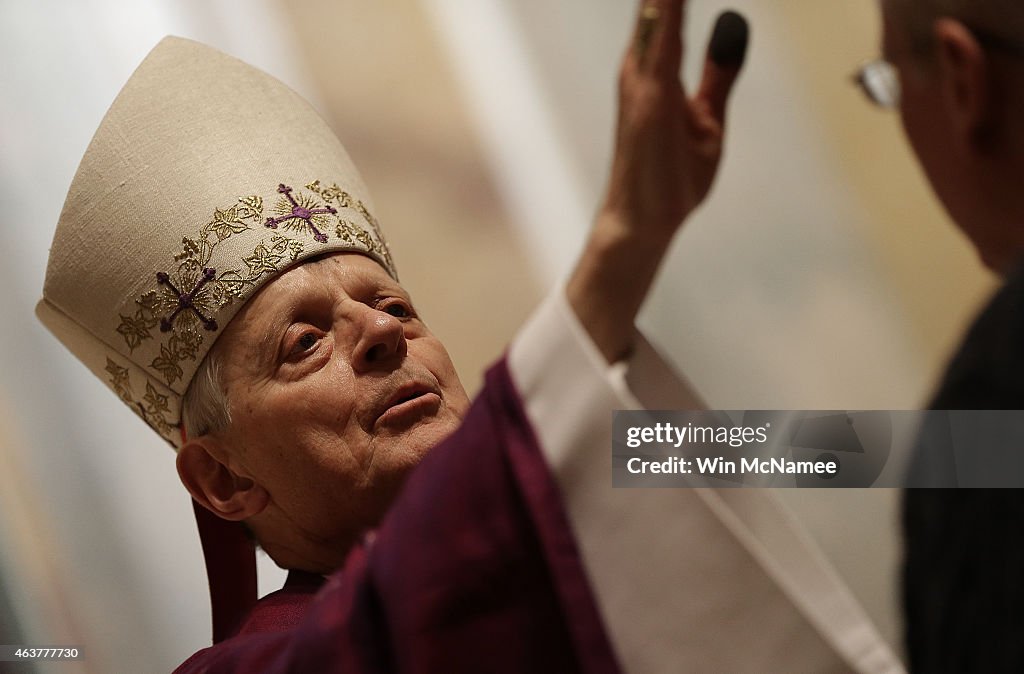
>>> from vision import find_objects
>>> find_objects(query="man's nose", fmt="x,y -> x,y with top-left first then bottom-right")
351,308 -> 407,371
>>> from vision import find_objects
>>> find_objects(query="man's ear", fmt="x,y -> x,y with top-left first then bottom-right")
933,18 -> 992,149
176,436 -> 269,522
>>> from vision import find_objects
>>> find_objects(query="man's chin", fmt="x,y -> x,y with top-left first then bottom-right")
362,418 -> 461,517
367,412 -> 461,473
402,412 -> 463,454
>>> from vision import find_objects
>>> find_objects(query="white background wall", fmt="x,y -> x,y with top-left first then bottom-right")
0,2 -> 300,670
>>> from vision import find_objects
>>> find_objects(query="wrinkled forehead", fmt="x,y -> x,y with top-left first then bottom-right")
268,250 -> 401,296
220,251 -> 402,351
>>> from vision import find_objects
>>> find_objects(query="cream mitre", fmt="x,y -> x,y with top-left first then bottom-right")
37,36 -> 396,449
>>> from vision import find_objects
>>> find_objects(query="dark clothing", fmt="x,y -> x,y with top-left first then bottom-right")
904,265 -> 1024,672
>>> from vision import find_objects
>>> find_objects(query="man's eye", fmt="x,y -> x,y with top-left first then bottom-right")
291,331 -> 320,355
380,300 -> 413,319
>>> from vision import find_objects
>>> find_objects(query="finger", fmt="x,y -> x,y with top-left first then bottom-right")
629,3 -> 657,69
647,0 -> 686,78
696,10 -> 750,124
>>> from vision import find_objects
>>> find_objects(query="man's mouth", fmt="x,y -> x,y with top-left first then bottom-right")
375,383 -> 442,428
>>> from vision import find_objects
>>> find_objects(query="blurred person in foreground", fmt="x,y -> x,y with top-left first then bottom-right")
870,1 -> 1024,671
38,1 -> 902,672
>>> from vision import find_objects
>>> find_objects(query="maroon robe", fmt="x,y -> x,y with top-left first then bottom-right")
174,358 -> 621,673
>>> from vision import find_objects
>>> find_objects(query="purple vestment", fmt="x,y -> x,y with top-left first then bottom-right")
174,358 -> 621,673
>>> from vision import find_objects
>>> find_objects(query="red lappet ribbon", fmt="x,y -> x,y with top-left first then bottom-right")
192,499 -> 257,643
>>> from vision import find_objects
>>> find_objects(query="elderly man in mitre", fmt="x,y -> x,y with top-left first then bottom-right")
38,1 -> 901,672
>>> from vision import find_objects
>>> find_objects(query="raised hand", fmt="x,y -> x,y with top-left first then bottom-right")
567,0 -> 749,364
605,0 -> 749,239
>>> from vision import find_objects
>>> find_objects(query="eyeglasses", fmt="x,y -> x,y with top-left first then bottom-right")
853,59 -> 900,108
853,24 -> 1024,109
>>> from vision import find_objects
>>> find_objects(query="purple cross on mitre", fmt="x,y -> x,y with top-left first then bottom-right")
264,183 -> 336,243
156,267 -> 219,332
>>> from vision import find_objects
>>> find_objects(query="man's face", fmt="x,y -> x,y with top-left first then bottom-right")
212,252 -> 470,560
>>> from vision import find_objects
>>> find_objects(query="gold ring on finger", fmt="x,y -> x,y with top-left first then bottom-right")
634,4 -> 661,63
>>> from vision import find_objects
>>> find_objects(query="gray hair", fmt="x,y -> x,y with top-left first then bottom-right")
181,348 -> 260,547
181,349 -> 232,440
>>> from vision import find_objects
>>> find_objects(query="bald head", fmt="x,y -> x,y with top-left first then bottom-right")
885,0 -> 1024,46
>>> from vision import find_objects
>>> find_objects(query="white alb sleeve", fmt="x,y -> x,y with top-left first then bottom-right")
507,287 -> 904,674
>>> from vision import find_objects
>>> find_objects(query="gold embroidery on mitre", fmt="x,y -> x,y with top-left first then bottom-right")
114,179 -> 389,388
115,193 -> 305,386
306,180 -> 395,274
141,381 -> 175,436
210,196 -> 263,241
105,357 -> 134,404
105,356 -> 176,438
265,184 -> 335,243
